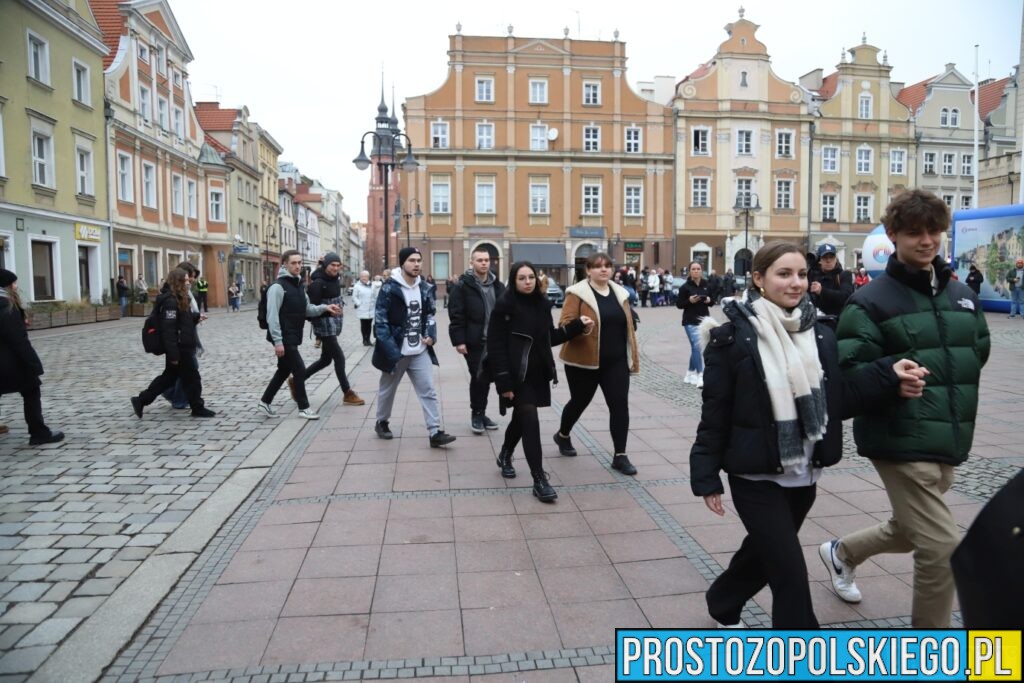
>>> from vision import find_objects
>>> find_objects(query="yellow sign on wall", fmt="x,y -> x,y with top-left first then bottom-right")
75,223 -> 102,242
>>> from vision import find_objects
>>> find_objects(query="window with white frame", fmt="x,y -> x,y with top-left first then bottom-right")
236,177 -> 243,198
529,79 -> 548,104
691,177 -> 710,208
582,180 -> 602,215
736,129 -> 753,155
529,178 -> 549,214
856,146 -> 873,174
430,121 -> 449,149
822,146 -> 839,173
475,176 -> 495,214
186,179 -> 197,218
72,60 -> 90,105
173,107 -> 184,138
209,188 -> 224,221
923,151 -> 936,174
155,45 -> 166,75
172,68 -> 182,88
31,240 -> 57,300
530,124 -> 548,151
31,129 -> 53,187
736,178 -> 753,207
939,108 -> 950,127
942,152 -> 955,175
432,252 -> 450,281
476,122 -> 494,150
27,31 -> 50,84
961,195 -> 973,210
855,195 -> 872,222
142,162 -> 156,207
949,108 -> 960,127
821,193 -> 837,221
858,94 -> 872,119
625,126 -> 641,153
775,131 -> 793,158
117,152 -> 133,201
692,127 -> 710,156
961,153 -> 974,176
624,181 -> 643,216
475,77 -> 494,103
775,180 -> 793,209
583,126 -> 600,152
431,176 -> 451,214
942,194 -> 955,209
157,97 -> 169,129
172,174 -> 183,214
137,41 -> 149,62
583,81 -> 601,106
890,149 -> 906,175
139,85 -> 151,121
76,146 -> 93,195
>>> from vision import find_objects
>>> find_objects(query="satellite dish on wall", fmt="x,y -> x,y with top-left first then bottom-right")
547,127 -> 559,141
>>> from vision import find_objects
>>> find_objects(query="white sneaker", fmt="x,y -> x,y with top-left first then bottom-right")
684,372 -> 696,385
695,373 -> 704,388
297,408 -> 320,420
819,539 -> 862,603
257,401 -> 276,417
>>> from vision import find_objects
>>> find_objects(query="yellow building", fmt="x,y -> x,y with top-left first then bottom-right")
403,27 -> 675,286
0,0 -> 112,303
255,123 -> 283,281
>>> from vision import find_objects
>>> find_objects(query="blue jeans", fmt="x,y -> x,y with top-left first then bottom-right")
1012,288 -> 1024,317
119,296 -> 128,316
684,324 -> 704,373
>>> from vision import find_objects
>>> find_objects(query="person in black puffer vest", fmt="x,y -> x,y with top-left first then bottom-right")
808,244 -> 854,328
301,252 -> 364,407
258,250 -> 341,420
131,269 -> 215,419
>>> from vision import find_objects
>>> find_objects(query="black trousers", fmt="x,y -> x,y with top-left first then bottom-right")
261,345 -> 309,409
304,335 -> 350,392
197,292 -> 208,312
639,291 -> 649,307
559,357 -> 630,454
18,384 -> 51,438
464,344 -> 490,413
140,355 -> 205,410
360,318 -> 373,344
706,475 -> 819,629
501,404 -> 542,475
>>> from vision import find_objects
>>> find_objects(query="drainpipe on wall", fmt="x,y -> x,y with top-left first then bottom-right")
104,99 -> 116,299
806,121 -> 815,255
671,106 -> 679,276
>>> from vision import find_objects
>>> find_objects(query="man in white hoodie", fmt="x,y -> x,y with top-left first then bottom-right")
371,247 -> 456,448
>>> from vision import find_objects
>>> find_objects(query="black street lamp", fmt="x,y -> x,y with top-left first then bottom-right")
732,191 -> 761,278
353,131 -> 418,270
393,197 -> 424,249
263,227 -> 277,281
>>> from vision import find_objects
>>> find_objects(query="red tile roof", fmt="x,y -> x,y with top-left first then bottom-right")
204,135 -> 230,155
817,72 -> 839,100
972,77 -> 1012,122
89,0 -> 129,69
294,193 -> 321,203
194,102 -> 238,131
896,76 -> 934,116
680,61 -> 713,85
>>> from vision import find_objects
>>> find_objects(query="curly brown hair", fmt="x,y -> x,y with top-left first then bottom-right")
165,269 -> 191,312
881,189 -> 949,234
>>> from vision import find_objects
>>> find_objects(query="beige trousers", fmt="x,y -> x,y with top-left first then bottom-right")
839,459 -> 960,628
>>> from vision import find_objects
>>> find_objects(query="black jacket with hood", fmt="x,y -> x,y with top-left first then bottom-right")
448,270 -> 506,348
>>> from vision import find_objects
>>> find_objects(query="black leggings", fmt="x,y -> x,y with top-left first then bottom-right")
502,404 -> 543,475
304,335 -> 350,392
360,318 -> 372,343
559,358 -> 630,454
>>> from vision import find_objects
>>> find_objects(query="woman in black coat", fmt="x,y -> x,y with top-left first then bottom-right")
0,269 -> 63,445
131,269 -> 215,419
689,241 -> 926,629
676,261 -> 712,387
486,261 -> 592,502
965,264 -> 984,295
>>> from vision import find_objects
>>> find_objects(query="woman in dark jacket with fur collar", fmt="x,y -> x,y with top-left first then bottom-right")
486,261 -> 592,502
689,241 -> 926,629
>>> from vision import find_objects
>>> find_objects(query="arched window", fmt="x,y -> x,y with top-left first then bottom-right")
858,94 -> 873,120
740,71 -> 748,88
950,108 -> 960,127
939,108 -> 949,126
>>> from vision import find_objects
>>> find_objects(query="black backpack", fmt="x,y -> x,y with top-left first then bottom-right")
257,285 -> 269,329
141,299 -> 165,355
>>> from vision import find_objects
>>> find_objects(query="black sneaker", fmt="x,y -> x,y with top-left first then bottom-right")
611,454 -> 638,476
131,396 -> 144,419
553,432 -> 578,457
470,413 -> 485,434
375,420 -> 393,440
481,415 -> 499,430
29,431 -> 64,446
191,407 -> 216,418
430,430 -> 457,448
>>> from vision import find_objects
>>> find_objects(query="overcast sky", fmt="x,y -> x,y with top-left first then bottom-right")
170,0 -> 1021,222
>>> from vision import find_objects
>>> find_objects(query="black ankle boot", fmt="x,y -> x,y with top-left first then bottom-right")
611,454 -> 638,476
531,470 -> 557,502
496,446 -> 516,478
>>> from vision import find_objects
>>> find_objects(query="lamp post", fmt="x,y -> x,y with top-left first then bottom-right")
393,197 -> 424,248
352,131 -> 419,270
263,226 -> 277,281
732,191 -> 761,279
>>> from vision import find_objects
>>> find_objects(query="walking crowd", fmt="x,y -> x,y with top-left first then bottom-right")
0,189 -> 1007,630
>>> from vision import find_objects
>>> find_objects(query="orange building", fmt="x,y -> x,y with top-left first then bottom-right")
403,27 -> 675,287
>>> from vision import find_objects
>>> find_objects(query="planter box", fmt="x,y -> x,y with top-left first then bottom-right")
29,312 -> 51,330
108,305 -> 122,320
50,310 -> 67,327
95,306 -> 111,322
130,303 -> 148,317
66,309 -> 88,326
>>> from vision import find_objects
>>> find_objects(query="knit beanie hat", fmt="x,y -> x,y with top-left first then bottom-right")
0,269 -> 17,288
398,247 -> 421,266
323,252 -> 342,265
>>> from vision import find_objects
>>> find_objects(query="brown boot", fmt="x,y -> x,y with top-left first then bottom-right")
343,390 -> 365,406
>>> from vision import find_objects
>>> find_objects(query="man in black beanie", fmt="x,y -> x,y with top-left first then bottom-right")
371,247 -> 456,447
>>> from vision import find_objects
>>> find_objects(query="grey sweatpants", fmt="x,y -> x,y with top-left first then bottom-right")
376,351 -> 441,435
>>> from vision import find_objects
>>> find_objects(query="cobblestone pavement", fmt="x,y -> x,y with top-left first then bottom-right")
2,304 -> 1021,681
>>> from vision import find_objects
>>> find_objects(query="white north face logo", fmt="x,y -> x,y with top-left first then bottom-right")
957,298 -> 975,311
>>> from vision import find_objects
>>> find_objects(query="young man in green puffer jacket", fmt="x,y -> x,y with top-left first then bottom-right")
818,189 -> 990,628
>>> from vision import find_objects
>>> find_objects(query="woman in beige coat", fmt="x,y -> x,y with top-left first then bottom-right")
555,252 -> 640,475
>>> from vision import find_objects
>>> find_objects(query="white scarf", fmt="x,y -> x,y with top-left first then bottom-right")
739,295 -> 827,467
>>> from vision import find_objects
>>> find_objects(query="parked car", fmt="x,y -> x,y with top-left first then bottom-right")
546,280 -> 565,307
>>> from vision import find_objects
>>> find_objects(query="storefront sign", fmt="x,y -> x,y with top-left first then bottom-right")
624,241 -> 644,252
75,223 -> 102,242
569,227 -> 605,239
